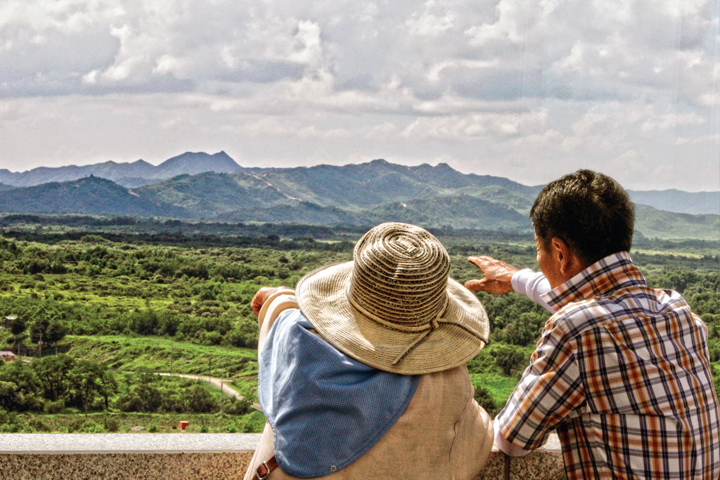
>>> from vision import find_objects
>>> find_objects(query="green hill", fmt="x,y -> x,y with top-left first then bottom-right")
366,195 -> 532,231
0,176 -> 186,217
136,172 -> 295,218
254,161 -> 443,210
218,195 -> 532,232
454,185 -> 535,214
251,160 -> 538,211
634,205 -> 720,241
217,201 -> 364,225
629,189 -> 720,215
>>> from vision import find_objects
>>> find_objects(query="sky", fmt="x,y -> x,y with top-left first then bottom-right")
0,0 -> 718,191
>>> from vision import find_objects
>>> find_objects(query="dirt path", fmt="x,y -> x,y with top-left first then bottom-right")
158,373 -> 261,411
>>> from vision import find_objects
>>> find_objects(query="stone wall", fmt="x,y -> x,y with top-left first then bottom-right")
0,433 -> 565,480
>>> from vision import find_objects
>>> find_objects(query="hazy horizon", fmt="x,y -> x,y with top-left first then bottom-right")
2,151 -> 719,194
1,1 -> 718,192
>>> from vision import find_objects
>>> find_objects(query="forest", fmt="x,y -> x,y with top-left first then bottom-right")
0,216 -> 718,431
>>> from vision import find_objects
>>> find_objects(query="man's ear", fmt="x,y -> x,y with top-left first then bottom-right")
549,238 -> 584,277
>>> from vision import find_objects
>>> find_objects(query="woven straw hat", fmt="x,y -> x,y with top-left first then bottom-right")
296,222 -> 489,374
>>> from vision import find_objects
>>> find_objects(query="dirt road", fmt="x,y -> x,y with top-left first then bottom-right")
158,373 -> 261,411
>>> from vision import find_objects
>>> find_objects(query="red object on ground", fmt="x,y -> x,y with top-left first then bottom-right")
179,421 -> 189,430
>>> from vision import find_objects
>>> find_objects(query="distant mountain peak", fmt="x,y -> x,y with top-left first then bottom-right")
159,151 -> 241,173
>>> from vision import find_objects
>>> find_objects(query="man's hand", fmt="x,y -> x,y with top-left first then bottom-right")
464,256 -> 518,295
251,287 -> 288,317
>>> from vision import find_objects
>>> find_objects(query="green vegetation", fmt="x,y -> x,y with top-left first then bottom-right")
0,353 -> 250,415
634,204 -> 720,241
0,411 -> 265,434
64,336 -> 258,377
0,218 -> 718,432
0,226 -> 355,432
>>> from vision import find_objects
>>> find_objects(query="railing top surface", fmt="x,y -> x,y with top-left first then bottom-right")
0,433 -> 263,454
0,433 -> 561,455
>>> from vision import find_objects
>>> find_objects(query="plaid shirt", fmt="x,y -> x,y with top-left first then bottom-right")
496,252 -> 720,480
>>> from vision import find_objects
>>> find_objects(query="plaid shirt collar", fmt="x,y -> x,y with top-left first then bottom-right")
541,251 -> 646,312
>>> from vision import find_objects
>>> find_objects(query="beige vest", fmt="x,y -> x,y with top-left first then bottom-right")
244,292 -> 494,480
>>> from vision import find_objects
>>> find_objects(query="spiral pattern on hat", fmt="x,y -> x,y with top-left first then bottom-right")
348,222 -> 451,332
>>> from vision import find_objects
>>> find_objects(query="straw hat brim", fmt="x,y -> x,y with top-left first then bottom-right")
296,261 -> 490,375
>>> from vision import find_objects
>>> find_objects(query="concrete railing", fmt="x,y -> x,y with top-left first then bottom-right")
0,433 -> 565,480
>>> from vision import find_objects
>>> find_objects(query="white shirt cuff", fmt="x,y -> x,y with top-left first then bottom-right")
494,420 -> 533,457
511,269 -> 553,313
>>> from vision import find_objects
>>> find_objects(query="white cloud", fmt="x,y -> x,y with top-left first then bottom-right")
290,20 -> 322,64
153,54 -> 184,75
406,1 -> 454,37
0,0 -> 716,192
401,108 -> 551,141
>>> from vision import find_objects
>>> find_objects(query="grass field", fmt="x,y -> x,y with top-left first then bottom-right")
1,410 -> 266,434
470,373 -> 519,408
64,335 -> 258,377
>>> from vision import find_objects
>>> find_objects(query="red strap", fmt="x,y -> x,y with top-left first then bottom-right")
252,455 -> 279,480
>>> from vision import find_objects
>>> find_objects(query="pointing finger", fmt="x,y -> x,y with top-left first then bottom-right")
464,278 -> 487,291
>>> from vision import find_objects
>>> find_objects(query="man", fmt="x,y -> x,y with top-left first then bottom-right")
244,222 -> 494,480
466,170 -> 720,480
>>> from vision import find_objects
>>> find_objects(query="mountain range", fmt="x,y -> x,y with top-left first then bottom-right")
0,153 -> 717,240
0,152 -> 242,189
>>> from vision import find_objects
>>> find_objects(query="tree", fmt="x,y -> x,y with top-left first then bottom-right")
44,321 -> 68,347
498,312 -> 546,346
29,317 -> 67,348
0,361 -> 43,411
129,309 -> 159,335
32,354 -> 75,402
69,360 -> 116,414
490,344 -> 527,376
0,381 -> 21,411
9,317 -> 26,337
9,317 -> 26,352
115,370 -> 160,413
186,384 -> 216,413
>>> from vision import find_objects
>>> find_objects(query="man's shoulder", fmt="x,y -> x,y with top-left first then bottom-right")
546,285 -> 696,342
544,296 -> 617,341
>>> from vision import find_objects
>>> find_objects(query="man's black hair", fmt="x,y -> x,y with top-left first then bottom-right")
530,170 -> 635,267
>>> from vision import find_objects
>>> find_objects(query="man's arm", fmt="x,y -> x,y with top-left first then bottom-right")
495,332 -> 583,454
465,256 -> 553,312
511,269 -> 553,313
251,286 -> 295,350
494,421 -> 533,457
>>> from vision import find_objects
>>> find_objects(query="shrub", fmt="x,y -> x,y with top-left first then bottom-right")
489,344 -> 527,377
474,385 -> 499,418
224,396 -> 251,415
116,384 -> 162,413
103,416 -> 120,432
161,394 -> 186,413
27,417 -> 51,432
186,385 -> 217,413
239,411 -> 266,433
45,399 -> 65,414
67,419 -> 106,433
